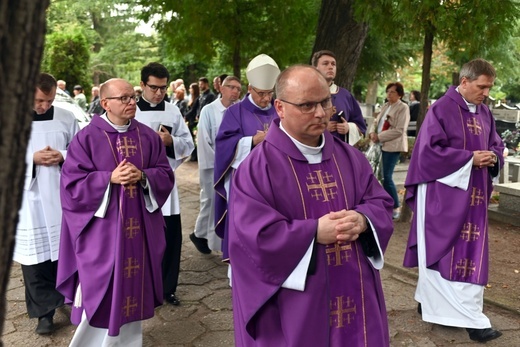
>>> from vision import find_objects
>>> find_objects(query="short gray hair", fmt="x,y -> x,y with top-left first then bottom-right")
459,58 -> 496,83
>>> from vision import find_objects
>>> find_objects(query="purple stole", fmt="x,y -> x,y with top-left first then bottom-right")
290,156 -> 382,345
97,128 -> 155,335
432,106 -> 491,285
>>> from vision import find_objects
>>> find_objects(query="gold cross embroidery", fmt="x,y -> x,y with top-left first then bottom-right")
456,258 -> 476,278
124,257 -> 140,278
125,218 -> 140,238
326,242 -> 352,266
470,187 -> 484,206
330,296 -> 356,328
460,223 -> 480,242
125,183 -> 137,199
122,296 -> 138,317
466,117 -> 482,135
117,136 -> 138,158
306,170 -> 338,202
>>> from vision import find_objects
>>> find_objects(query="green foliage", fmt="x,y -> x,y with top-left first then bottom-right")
42,27 -> 91,93
138,0 -> 319,81
353,0 -> 520,104
44,0 -> 159,90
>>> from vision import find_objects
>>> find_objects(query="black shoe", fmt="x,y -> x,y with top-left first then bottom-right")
417,303 -> 422,315
164,293 -> 180,306
466,328 -> 502,343
35,316 -> 54,335
189,233 -> 211,254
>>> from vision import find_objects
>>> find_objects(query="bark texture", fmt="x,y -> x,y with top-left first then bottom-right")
0,1 -> 50,343
311,0 -> 369,90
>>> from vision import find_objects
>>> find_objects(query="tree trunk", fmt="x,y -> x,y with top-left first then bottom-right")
311,0 -> 369,90
232,42 -> 241,81
417,21 -> 435,134
0,1 -> 50,342
399,20 -> 435,224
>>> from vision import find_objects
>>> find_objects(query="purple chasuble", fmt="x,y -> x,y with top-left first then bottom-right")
228,119 -> 393,346
214,95 -> 278,259
57,115 -> 174,335
329,87 -> 367,141
403,86 -> 504,285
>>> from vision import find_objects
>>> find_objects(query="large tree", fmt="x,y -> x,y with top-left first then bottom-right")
138,0 -> 319,79
45,0 -> 159,87
312,0 -> 369,91
364,0 -> 520,131
0,1 -> 50,342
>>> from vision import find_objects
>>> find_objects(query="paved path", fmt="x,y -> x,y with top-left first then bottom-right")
2,161 -> 519,346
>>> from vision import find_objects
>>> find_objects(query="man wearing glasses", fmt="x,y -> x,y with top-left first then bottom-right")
58,78 -> 175,345
227,65 -> 394,346
190,76 -> 242,254
214,54 -> 280,261
312,50 -> 366,145
134,62 -> 194,307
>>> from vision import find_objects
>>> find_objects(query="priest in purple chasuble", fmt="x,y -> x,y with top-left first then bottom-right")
214,54 -> 280,260
57,79 -> 174,345
228,65 -> 394,347
403,59 -> 504,343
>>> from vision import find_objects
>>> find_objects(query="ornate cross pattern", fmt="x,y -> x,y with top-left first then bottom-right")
460,222 -> 480,242
122,296 -> 138,317
470,187 -> 484,206
330,296 -> 356,328
125,218 -> 140,238
124,257 -> 140,278
125,183 -> 137,199
456,258 -> 476,278
306,170 -> 338,202
466,117 -> 482,135
116,136 -> 137,157
326,242 -> 352,266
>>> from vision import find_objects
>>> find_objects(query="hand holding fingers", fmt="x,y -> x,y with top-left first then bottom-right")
334,211 -> 367,242
336,122 -> 349,134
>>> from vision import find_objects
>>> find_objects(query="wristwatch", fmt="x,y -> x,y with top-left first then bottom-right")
140,170 -> 147,183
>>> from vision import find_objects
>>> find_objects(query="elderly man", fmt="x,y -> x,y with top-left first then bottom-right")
87,86 -> 104,116
135,62 -> 194,306
228,65 -> 394,346
190,76 -> 242,254
57,79 -> 70,95
214,54 -> 280,260
403,58 -> 504,343
15,73 -> 78,335
57,78 -> 175,346
312,50 -> 366,145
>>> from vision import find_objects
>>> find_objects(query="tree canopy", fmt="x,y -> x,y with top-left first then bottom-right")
138,0 -> 319,80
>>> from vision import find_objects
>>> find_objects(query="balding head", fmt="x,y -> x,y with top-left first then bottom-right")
100,79 -> 137,125
275,65 -> 329,100
274,65 -> 332,147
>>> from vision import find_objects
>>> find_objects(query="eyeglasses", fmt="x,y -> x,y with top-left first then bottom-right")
145,84 -> 168,93
251,87 -> 274,99
104,95 -> 139,104
223,85 -> 241,92
279,97 -> 333,114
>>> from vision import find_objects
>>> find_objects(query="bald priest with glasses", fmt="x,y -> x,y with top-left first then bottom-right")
57,78 -> 175,346
227,65 -> 394,346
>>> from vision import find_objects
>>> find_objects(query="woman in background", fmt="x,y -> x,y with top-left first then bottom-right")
368,82 -> 410,220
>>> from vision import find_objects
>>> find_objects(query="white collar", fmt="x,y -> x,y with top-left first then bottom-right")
455,87 -> 477,113
248,93 -> 272,111
101,114 -> 131,133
